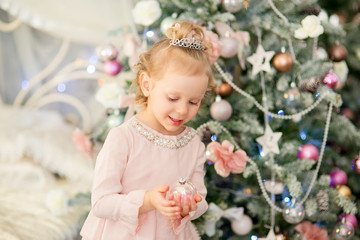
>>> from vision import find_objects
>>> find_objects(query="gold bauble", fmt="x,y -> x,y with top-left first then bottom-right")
337,185 -> 352,198
328,44 -> 348,62
214,82 -> 232,98
272,52 -> 294,72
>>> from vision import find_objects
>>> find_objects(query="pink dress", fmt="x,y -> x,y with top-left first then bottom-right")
80,116 -> 208,240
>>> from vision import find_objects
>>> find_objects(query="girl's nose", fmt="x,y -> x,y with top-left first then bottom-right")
177,102 -> 188,116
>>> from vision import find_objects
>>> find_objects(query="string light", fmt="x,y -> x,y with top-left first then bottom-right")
89,55 -> 98,64
57,83 -> 66,92
300,130 -> 307,140
283,197 -> 291,203
21,80 -> 29,90
146,30 -> 154,38
210,135 -> 217,141
86,65 -> 96,74
97,78 -> 106,86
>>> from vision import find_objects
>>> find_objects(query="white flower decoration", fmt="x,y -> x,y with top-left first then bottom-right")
314,47 -> 328,59
329,14 -> 340,26
132,0 -> 162,26
294,15 -> 324,39
45,189 -> 68,215
318,10 -> 328,22
333,61 -> 348,82
318,10 -> 340,26
355,49 -> 360,60
96,82 -> 124,109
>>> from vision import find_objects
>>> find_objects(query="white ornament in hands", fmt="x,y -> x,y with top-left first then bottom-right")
169,178 -> 197,203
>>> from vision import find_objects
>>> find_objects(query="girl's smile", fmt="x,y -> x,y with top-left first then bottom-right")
168,116 -> 183,126
137,61 -> 209,136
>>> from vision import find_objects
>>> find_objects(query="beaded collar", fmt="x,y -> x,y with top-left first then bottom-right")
130,118 -> 197,149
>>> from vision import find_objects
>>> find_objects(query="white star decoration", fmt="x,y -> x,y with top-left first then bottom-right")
259,229 -> 276,240
247,44 -> 275,76
256,125 -> 282,155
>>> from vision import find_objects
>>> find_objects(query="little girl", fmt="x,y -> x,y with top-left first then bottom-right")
80,22 -> 214,240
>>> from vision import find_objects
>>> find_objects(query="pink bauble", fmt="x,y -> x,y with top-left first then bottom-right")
104,61 -> 122,76
210,99 -> 232,122
297,144 -> 319,161
339,214 -> 358,229
352,155 -> 360,174
322,72 -> 338,89
219,37 -> 239,58
341,108 -> 355,121
96,44 -> 118,62
330,169 -> 347,187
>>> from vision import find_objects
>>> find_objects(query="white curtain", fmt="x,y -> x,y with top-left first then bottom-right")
0,0 -> 136,128
0,0 -> 136,45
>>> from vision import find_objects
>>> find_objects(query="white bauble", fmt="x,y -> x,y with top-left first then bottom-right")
210,99 -> 232,122
96,44 -> 118,62
231,214 -> 253,235
223,0 -> 243,13
220,37 -> 239,58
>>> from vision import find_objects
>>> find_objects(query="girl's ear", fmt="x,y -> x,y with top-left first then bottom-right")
139,72 -> 152,97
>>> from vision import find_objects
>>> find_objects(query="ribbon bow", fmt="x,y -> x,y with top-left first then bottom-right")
123,34 -> 144,67
215,22 -> 250,69
204,203 -> 246,237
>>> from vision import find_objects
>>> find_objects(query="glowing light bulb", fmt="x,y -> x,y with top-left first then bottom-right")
21,80 -> 29,89
87,65 -> 96,74
57,83 -> 66,92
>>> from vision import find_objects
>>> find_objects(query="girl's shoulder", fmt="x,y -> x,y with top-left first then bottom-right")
105,118 -> 134,142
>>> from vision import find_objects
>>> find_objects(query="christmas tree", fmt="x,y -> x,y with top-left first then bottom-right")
93,0 -> 360,239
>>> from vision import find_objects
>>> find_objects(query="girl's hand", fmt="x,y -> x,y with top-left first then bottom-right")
148,185 -> 181,220
171,193 -> 202,218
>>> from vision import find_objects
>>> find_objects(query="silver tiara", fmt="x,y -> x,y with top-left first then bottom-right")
169,38 -> 205,51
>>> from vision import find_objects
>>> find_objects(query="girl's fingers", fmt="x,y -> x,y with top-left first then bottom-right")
156,185 -> 170,193
160,205 -> 180,214
161,206 -> 181,219
194,194 -> 202,202
190,197 -> 197,212
160,198 -> 176,207
181,197 -> 190,214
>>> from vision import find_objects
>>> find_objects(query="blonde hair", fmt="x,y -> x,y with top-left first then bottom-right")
132,21 -> 215,108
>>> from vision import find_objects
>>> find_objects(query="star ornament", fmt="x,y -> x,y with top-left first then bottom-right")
247,44 -> 275,76
256,125 -> 282,156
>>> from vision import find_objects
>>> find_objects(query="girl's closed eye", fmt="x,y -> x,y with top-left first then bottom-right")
190,101 -> 199,106
168,97 -> 178,102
